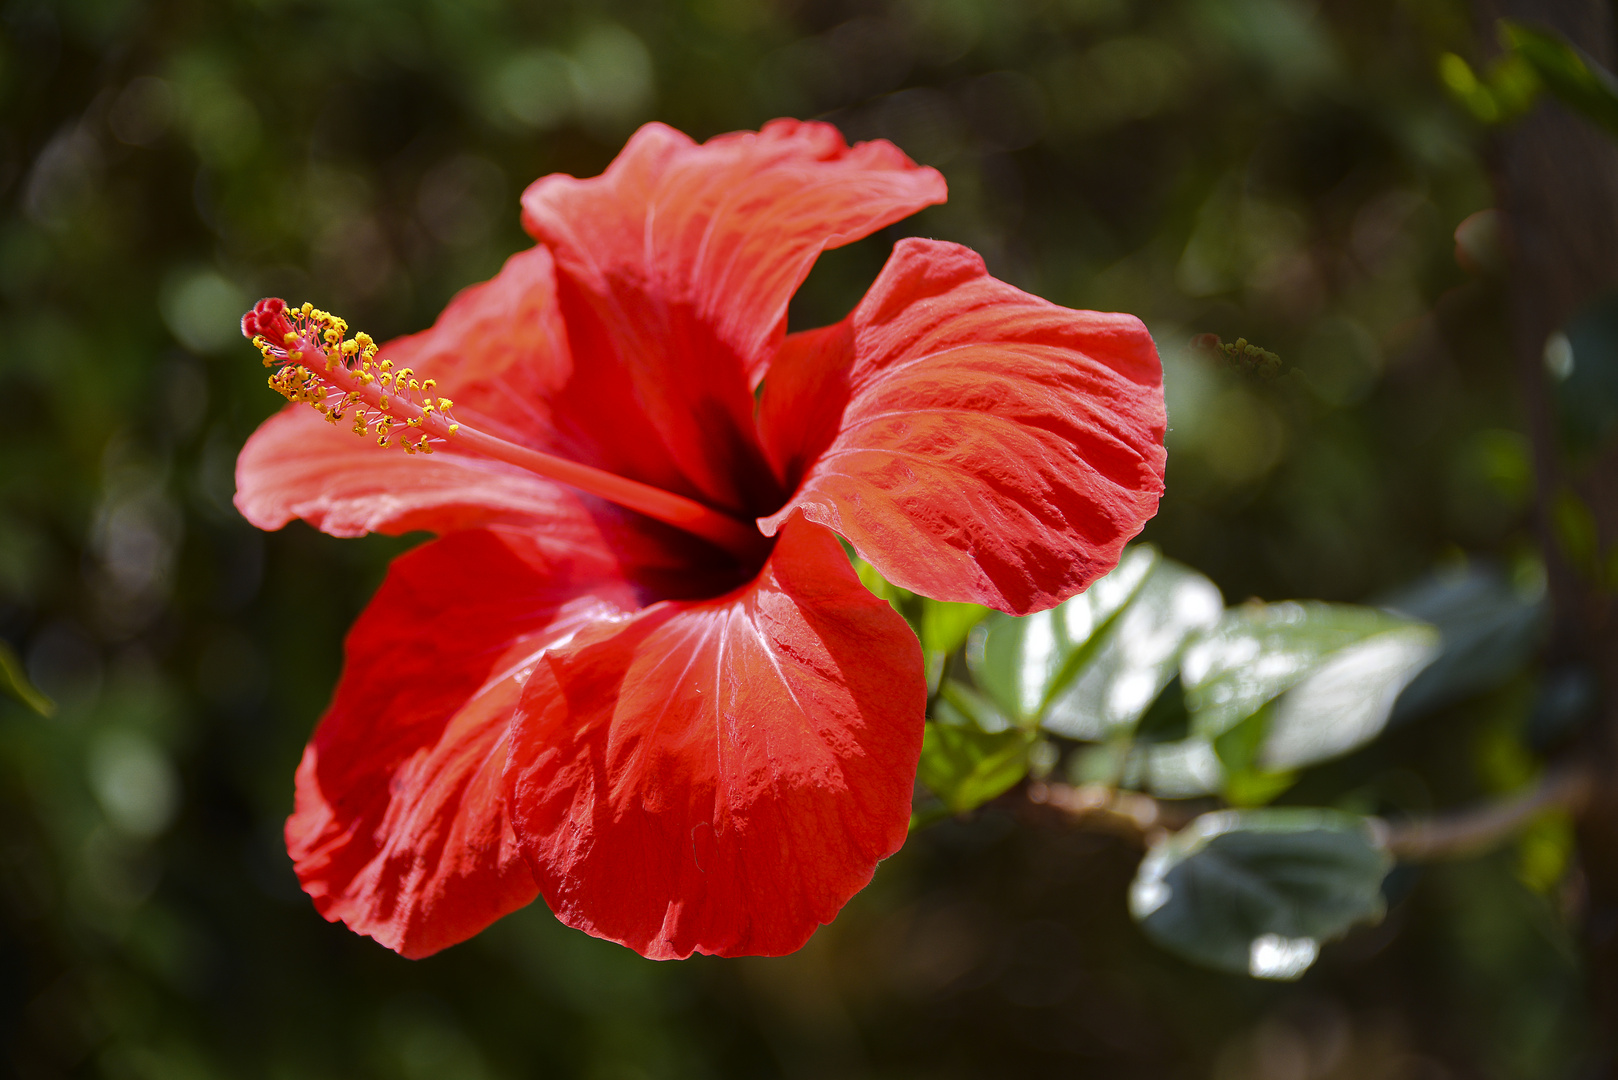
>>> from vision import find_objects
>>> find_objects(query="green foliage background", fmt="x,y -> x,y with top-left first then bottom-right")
0,0 -> 1586,1075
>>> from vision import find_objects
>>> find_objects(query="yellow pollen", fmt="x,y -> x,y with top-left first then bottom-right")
251,301 -> 462,457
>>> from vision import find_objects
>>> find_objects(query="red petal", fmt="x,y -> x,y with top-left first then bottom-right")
378,245 -> 574,452
287,526 -> 641,959
757,238 -> 1166,616
236,405 -> 586,538
518,120 -> 946,513
503,516 -> 925,959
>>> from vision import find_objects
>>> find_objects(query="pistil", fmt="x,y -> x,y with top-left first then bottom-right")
242,298 -> 766,559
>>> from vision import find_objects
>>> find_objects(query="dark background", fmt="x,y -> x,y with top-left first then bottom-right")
0,0 -> 1587,1076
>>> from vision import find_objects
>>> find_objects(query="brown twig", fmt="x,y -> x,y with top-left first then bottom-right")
1025,780 -> 1201,843
1030,766 -> 1595,863
1380,764 -> 1596,862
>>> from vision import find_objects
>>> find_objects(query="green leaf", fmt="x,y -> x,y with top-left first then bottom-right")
1210,704 -> 1296,806
1143,737 -> 1223,798
1382,564 -> 1546,723
850,554 -> 913,612
967,545 -> 1159,722
916,720 -> 1032,815
1042,557 -> 1223,740
919,599 -> 990,657
1501,20 -> 1618,139
0,641 -> 53,717
1129,809 -> 1391,979
933,678 -> 1016,734
1183,602 -> 1419,741
1259,625 -> 1438,771
1438,52 -> 1506,122
966,547 -> 1221,739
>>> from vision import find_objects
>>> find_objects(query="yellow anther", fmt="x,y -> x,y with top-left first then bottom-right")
379,396 -> 390,409
380,360 -> 393,371
448,424 -> 459,435
300,302 -> 313,317
377,435 -> 390,448
408,379 -> 420,391
438,398 -> 452,410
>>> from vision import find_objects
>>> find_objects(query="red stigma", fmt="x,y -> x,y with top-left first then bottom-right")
242,297 -> 292,342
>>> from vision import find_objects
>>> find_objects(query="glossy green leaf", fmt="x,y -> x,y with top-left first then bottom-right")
1182,602 -> 1418,741
1502,20 -> 1618,139
1042,557 -> 1223,740
1129,809 -> 1391,979
1383,564 -> 1546,722
916,720 -> 1033,815
1144,737 -> 1224,798
967,545 -> 1159,723
0,641 -> 53,717
1260,625 -> 1438,771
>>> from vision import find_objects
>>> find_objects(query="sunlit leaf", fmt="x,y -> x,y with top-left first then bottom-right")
919,598 -> 991,657
1501,20 -> 1618,139
916,720 -> 1033,815
1042,557 -> 1222,740
1182,602 -> 1417,741
967,546 -> 1158,722
0,641 -> 54,717
1260,625 -> 1438,770
1382,564 -> 1546,722
1129,809 -> 1391,979
1143,737 -> 1223,799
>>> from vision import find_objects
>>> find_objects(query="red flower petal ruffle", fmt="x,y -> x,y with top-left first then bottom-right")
757,238 -> 1166,616
502,516 -> 925,959
287,526 -> 640,958
518,120 -> 946,514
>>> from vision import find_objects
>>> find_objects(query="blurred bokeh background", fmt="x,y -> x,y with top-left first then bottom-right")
0,0 -> 1588,1076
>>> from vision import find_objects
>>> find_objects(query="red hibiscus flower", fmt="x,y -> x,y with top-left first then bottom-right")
235,120 -> 1166,961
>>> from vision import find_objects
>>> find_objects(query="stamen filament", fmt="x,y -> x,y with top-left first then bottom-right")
243,298 -> 766,559
450,426 -> 767,557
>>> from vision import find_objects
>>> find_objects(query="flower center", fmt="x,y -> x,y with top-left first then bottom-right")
243,298 -> 768,560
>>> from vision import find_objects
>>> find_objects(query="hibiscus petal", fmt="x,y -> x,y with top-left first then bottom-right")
287,526 -> 640,959
236,405 -> 587,538
503,516 -> 925,959
518,120 -> 946,513
376,244 -> 575,452
756,238 -> 1166,616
